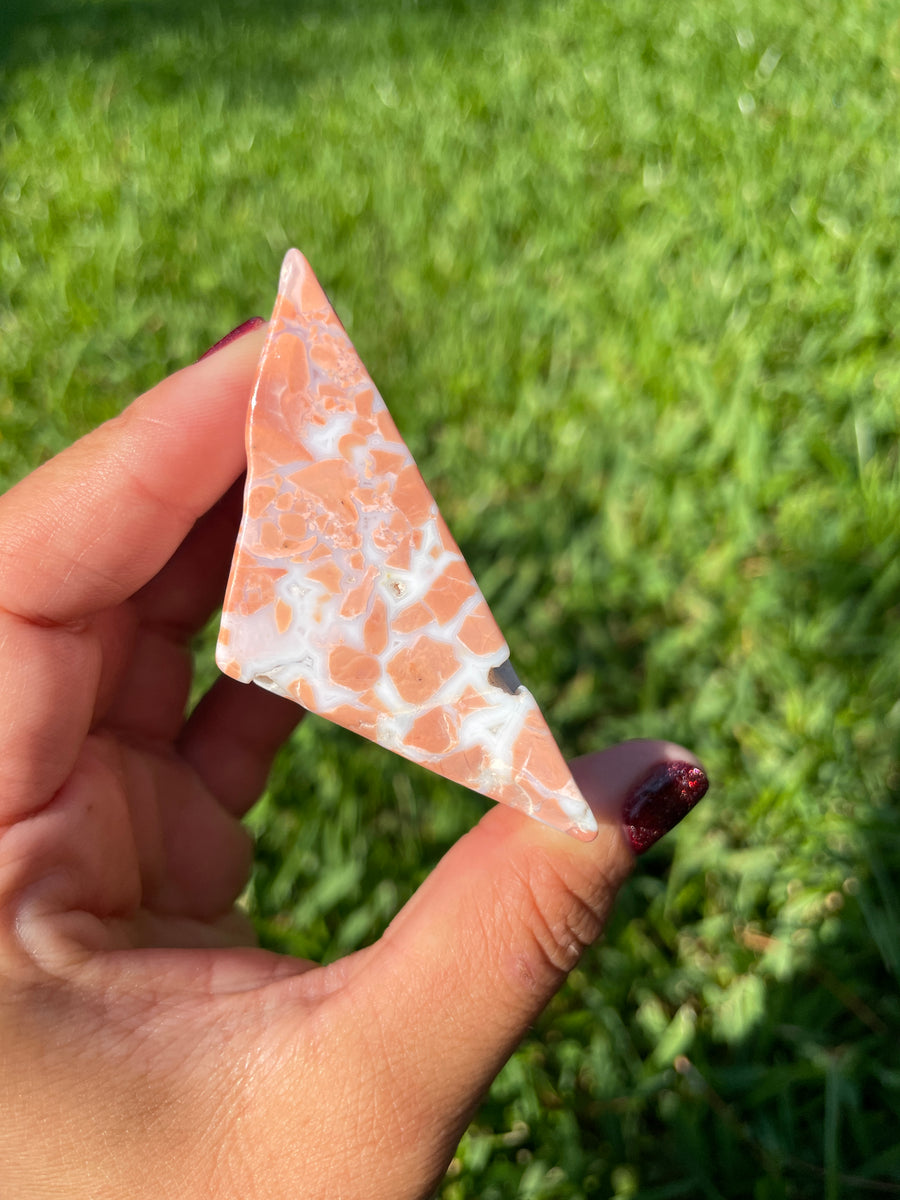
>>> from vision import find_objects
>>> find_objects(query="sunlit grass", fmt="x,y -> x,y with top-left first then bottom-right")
3,0 -> 900,1194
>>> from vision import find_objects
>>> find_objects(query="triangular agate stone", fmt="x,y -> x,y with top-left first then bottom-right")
216,249 -> 597,840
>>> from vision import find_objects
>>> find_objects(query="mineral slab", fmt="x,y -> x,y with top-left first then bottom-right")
216,248 -> 597,840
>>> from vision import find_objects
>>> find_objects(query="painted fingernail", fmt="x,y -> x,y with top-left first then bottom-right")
198,317 -> 266,361
622,761 -> 709,854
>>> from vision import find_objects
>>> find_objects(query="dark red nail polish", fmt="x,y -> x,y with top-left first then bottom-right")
198,317 -> 265,361
622,761 -> 709,854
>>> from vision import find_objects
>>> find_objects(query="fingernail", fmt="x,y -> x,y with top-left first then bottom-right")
198,317 -> 266,361
622,761 -> 709,854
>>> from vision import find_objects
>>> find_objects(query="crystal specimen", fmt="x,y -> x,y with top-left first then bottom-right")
216,249 -> 597,840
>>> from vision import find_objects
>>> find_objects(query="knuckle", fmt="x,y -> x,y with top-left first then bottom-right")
506,852 -> 620,994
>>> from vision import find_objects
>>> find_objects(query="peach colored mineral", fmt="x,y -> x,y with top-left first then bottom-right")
216,249 -> 597,840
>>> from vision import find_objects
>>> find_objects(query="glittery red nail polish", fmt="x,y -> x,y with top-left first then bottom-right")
198,317 -> 265,361
622,761 -> 709,854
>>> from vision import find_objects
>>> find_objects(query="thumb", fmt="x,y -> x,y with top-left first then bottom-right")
357,739 -> 708,1139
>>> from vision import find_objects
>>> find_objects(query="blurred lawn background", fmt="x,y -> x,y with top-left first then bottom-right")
3,0 -> 900,1194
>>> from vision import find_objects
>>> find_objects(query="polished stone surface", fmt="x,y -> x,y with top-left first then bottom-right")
217,249 -> 596,840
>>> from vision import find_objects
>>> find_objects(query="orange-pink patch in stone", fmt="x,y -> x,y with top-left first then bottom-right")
386,636 -> 461,705
328,645 -> 381,691
216,248 -> 597,840
458,602 -> 505,657
404,706 -> 460,755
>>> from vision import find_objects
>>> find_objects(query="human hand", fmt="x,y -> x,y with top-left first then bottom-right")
0,324 -> 706,1200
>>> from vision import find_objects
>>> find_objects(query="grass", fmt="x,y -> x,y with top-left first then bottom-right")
3,0 -> 900,1194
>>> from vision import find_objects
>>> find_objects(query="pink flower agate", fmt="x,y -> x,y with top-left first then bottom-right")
216,249 -> 597,841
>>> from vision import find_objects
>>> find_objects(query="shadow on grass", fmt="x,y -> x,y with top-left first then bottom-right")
1,0 -> 544,74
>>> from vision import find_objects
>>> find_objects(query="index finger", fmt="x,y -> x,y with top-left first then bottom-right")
0,326 -> 267,626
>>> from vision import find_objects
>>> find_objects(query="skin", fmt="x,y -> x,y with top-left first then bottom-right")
0,328 -> 701,1199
